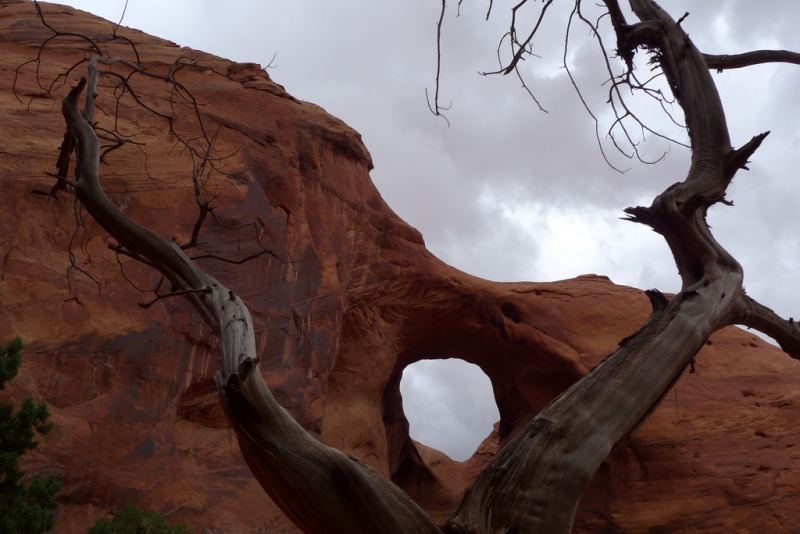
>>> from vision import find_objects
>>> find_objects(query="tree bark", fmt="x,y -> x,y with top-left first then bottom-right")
443,1 -> 800,532
704,50 -> 800,71
61,70 -> 441,534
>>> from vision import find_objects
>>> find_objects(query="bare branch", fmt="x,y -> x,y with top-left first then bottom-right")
563,3 -> 628,173
112,0 -> 130,36
31,172 -> 77,198
426,0 -> 452,125
512,65 -> 548,112
704,50 -> 800,71
724,131 -> 770,177
733,293 -> 800,359
191,249 -> 283,265
61,70 -> 442,534
502,0 -> 554,75
138,282 -> 213,310
33,1 -> 101,55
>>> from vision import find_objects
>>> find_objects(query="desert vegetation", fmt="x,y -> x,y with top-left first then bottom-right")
0,338 -> 61,534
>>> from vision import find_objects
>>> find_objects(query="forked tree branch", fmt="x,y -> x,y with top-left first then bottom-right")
443,1 -> 784,531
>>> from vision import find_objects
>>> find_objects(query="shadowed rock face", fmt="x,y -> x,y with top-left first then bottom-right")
1,2 -> 799,532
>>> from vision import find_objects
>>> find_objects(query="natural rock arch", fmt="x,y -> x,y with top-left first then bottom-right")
317,270 -> 660,522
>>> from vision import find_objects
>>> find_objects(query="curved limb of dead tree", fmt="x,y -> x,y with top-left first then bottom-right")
60,71 -> 442,534
443,1 -> 800,532
32,0 -> 800,533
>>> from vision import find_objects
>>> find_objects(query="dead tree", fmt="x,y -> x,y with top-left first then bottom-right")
29,0 -> 800,532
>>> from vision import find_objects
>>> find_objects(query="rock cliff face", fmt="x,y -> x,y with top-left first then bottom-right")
1,2 -> 799,532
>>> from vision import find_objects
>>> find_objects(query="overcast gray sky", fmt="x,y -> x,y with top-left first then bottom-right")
54,0 -> 800,461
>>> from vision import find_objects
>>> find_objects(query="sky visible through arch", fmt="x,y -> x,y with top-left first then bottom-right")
400,359 -> 498,461
54,0 -> 800,461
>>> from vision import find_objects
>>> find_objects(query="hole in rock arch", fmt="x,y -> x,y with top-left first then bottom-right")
400,359 -> 499,462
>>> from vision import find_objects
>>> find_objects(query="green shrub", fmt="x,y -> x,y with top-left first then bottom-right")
0,337 -> 61,534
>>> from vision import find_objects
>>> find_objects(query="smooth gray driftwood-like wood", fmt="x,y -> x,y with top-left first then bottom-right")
61,70 -> 441,534
444,1 -> 800,532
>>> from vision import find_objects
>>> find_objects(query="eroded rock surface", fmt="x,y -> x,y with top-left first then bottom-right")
1,2 -> 799,532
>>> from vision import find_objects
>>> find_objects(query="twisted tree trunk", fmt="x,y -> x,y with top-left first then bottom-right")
61,74 -> 441,534
445,2 -> 800,532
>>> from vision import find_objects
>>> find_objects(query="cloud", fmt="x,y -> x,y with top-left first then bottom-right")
400,359 -> 499,461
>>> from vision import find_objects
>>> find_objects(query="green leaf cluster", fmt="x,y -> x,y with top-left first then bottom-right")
0,337 -> 61,534
88,505 -> 194,534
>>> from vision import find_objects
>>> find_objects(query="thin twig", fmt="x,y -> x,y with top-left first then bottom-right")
426,0 -> 452,126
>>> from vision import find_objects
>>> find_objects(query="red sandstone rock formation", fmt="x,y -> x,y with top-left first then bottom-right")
1,2 -> 798,532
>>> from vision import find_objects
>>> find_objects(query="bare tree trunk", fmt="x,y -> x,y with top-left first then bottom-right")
61,73 -> 441,534
443,1 -> 800,532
